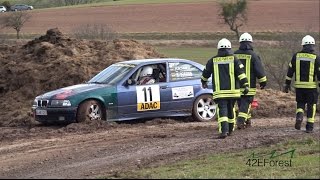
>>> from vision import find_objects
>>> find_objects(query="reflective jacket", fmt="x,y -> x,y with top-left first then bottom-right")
201,49 -> 249,99
234,42 -> 267,95
285,46 -> 320,89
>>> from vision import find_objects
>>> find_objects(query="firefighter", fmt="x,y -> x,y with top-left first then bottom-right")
234,32 -> 267,129
284,35 -> 320,133
201,38 -> 249,139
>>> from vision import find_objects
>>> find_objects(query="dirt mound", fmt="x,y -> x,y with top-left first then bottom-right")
253,89 -> 296,118
0,28 -> 164,126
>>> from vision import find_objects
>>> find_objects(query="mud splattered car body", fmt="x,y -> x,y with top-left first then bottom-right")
32,58 -> 217,124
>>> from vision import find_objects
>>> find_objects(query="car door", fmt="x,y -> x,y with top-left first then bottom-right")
166,61 -> 203,111
116,62 -> 172,120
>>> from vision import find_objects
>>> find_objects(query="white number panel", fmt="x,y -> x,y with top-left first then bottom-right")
136,85 -> 161,111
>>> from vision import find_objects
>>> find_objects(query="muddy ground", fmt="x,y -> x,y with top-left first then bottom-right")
0,117 -> 319,179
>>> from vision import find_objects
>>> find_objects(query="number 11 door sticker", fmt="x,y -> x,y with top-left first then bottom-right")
136,85 -> 161,111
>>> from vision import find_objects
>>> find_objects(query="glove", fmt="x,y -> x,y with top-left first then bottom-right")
260,81 -> 266,89
243,86 -> 249,95
202,82 -> 208,89
283,84 -> 290,93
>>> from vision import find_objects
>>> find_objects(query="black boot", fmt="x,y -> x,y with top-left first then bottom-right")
245,119 -> 252,128
237,117 -> 245,130
228,123 -> 234,136
306,122 -> 314,133
295,112 -> 303,130
219,122 -> 229,139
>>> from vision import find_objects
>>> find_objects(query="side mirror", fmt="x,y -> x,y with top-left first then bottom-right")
125,79 -> 136,86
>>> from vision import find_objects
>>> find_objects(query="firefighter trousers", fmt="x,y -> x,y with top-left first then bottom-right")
296,88 -> 318,123
215,98 -> 236,133
237,95 -> 254,123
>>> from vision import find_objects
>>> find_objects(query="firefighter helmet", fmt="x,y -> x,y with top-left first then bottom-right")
301,35 -> 315,45
239,32 -> 253,42
217,38 -> 232,49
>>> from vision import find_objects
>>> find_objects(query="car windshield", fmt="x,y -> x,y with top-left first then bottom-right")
88,63 -> 135,85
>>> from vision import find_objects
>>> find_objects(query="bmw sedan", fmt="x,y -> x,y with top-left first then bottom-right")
31,58 -> 217,124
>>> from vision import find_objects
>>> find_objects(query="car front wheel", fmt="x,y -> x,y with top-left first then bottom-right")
77,100 -> 103,122
192,94 -> 217,122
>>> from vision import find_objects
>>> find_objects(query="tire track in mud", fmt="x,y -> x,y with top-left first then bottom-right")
0,118 -> 319,178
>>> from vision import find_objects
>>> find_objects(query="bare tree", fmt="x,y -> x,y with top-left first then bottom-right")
0,11 -> 32,39
218,0 -> 248,39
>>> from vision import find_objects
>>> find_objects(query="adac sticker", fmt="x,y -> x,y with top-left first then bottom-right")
136,85 -> 160,111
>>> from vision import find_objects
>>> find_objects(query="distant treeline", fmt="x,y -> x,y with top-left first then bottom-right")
1,0 -> 118,9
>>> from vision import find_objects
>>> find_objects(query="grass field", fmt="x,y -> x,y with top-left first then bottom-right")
105,137 -> 320,179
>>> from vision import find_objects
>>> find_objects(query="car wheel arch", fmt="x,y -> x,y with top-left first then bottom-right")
76,98 -> 107,121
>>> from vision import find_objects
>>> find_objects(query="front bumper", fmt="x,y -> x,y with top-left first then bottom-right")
32,106 -> 78,123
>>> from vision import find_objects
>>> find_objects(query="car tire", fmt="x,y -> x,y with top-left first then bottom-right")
192,94 -> 217,122
77,100 -> 103,123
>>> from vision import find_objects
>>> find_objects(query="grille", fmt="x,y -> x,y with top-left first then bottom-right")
37,100 -> 49,107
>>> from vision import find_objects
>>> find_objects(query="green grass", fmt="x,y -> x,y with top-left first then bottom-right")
156,47 -> 216,65
106,137 -> 320,179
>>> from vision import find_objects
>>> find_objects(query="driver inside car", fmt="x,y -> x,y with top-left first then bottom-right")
138,66 -> 156,85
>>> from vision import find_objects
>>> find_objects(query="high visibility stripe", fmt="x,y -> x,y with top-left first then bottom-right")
213,94 -> 241,99
296,108 -> 304,113
245,103 -> 252,122
228,106 -> 236,124
218,116 -> 228,133
230,62 -> 235,90
297,53 -> 316,59
238,112 -> 248,118
201,76 -> 208,81
235,54 -> 251,87
307,104 -> 317,123
296,59 -> 300,83
294,82 -> 317,88
309,60 -> 314,82
213,56 -> 234,62
213,62 -> 220,91
238,73 -> 246,80
258,76 -> 267,83
295,53 -> 317,87
246,56 -> 251,87
289,62 -> 292,68
218,117 -> 228,123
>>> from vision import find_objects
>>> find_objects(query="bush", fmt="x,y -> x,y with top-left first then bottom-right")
72,24 -> 118,41
1,1 -> 11,9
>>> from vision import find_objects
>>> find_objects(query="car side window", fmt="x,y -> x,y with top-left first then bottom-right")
128,63 -> 167,86
169,62 -> 202,81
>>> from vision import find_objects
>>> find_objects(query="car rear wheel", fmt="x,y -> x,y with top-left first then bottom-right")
77,100 -> 103,123
192,94 -> 217,122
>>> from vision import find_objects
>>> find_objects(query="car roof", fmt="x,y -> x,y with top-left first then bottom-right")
118,58 -> 200,65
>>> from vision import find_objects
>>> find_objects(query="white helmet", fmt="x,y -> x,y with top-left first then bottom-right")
301,35 -> 315,45
140,66 -> 153,77
239,32 -> 253,42
217,38 -> 232,49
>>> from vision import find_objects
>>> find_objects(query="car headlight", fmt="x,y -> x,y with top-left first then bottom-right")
51,100 -> 72,107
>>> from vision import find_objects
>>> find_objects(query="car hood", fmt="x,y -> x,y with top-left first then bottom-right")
37,83 -> 112,99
